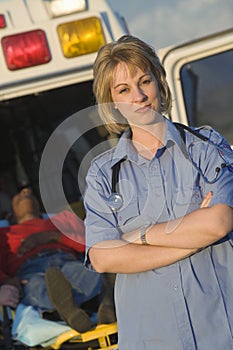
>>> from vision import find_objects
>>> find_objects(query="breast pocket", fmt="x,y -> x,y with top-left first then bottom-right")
117,199 -> 142,233
173,186 -> 202,217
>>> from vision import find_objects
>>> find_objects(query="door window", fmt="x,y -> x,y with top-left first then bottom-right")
180,49 -> 233,145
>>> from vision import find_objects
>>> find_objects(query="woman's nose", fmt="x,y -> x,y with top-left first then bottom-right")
132,87 -> 147,103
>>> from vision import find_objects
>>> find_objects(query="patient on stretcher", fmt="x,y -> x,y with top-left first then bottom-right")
0,187 -> 116,346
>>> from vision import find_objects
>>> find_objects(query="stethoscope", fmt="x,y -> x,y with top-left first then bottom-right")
167,122 -> 233,184
107,159 -> 125,211
187,140 -> 233,184
106,124 -> 233,211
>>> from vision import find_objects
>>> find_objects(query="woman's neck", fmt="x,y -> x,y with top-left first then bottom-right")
131,122 -> 166,159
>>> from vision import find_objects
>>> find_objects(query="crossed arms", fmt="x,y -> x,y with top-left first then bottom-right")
89,194 -> 233,274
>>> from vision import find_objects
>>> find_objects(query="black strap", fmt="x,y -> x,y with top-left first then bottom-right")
174,122 -> 209,159
174,122 -> 209,142
111,158 -> 125,193
173,122 -> 189,159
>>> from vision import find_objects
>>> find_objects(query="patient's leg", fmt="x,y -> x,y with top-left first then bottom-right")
45,267 -> 92,332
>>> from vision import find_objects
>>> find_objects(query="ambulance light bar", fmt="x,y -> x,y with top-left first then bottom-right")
57,17 -> 106,58
44,0 -> 87,18
1,30 -> 51,70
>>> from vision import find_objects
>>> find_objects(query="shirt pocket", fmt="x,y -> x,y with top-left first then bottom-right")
117,199 -> 142,232
172,186 -> 202,217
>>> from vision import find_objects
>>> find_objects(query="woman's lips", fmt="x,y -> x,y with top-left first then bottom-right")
135,104 -> 151,113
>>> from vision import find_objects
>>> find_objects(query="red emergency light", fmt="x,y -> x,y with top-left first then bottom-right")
0,14 -> 6,28
1,29 -> 51,70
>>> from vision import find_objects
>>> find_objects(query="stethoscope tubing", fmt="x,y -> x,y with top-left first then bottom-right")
187,139 -> 233,184
107,125 -> 233,210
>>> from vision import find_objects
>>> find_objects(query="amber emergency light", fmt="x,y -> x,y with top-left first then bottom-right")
1,29 -> 51,71
57,17 -> 105,58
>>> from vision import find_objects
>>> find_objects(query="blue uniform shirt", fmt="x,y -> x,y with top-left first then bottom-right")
84,118 -> 233,350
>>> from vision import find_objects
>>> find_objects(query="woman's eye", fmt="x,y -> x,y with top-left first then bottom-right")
119,88 -> 128,94
141,79 -> 151,85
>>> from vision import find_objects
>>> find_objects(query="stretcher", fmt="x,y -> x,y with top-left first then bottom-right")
0,306 -> 118,350
48,323 -> 118,350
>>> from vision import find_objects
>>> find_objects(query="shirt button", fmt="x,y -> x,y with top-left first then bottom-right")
194,192 -> 200,199
173,284 -> 178,291
150,164 -> 157,173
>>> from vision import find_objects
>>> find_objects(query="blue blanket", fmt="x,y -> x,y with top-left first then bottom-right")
12,303 -> 72,347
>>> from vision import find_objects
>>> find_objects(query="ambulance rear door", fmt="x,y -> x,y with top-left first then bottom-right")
159,28 -> 233,146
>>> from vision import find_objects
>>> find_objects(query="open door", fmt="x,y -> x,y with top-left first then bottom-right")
159,28 -> 233,146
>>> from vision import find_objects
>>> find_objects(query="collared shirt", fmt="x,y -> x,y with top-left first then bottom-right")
84,118 -> 233,349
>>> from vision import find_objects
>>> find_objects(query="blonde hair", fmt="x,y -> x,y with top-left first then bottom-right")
93,35 -> 172,135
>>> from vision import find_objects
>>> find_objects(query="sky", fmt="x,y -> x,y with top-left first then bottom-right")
107,0 -> 233,51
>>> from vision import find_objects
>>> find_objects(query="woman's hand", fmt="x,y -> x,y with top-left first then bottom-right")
200,191 -> 213,208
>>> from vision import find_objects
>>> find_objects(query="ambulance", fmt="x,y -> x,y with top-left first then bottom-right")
0,0 -> 232,216
0,0 -> 129,215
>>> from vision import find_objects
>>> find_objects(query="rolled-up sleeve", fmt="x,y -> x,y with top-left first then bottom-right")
83,156 -> 120,267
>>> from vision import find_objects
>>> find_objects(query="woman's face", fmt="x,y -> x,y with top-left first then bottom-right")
110,62 -> 161,127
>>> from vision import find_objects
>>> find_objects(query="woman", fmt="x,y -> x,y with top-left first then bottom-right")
84,35 -> 233,349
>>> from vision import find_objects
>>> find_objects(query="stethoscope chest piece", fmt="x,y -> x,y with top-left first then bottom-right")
107,192 -> 123,211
